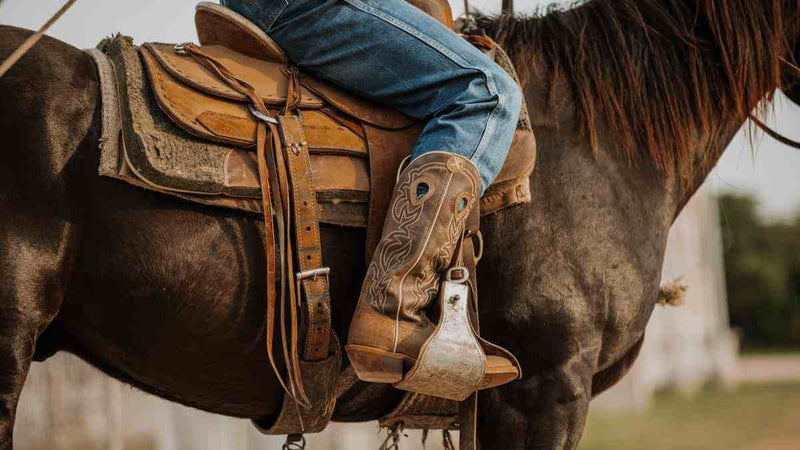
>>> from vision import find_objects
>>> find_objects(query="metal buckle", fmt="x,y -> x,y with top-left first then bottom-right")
174,42 -> 193,55
248,105 -> 279,124
295,268 -> 330,306
445,266 -> 470,283
296,267 -> 330,282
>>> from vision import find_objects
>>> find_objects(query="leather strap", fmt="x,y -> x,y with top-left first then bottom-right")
278,115 -> 332,362
459,209 -> 481,450
180,43 -> 308,404
256,122 -> 283,395
459,393 -> 478,450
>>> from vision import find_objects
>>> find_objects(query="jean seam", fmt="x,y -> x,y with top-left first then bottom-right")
264,0 -> 291,32
341,0 -> 505,178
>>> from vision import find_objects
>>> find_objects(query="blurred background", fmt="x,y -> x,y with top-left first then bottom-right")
2,0 -> 800,449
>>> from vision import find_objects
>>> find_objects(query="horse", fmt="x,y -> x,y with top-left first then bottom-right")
0,0 -> 798,448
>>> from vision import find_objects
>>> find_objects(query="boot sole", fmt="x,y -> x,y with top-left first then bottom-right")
345,345 -> 412,384
346,345 -> 519,389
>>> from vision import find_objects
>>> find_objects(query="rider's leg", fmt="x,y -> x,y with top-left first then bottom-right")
222,0 -> 523,383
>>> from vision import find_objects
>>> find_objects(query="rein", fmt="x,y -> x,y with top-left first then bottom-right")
750,114 -> 800,149
0,0 -> 77,79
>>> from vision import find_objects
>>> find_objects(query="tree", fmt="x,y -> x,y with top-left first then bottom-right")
719,194 -> 800,350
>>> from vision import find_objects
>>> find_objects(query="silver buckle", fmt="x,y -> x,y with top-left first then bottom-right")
296,267 -> 331,281
295,268 -> 331,306
174,42 -> 193,55
249,105 -> 279,124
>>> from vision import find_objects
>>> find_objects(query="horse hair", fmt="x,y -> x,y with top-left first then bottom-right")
478,0 -> 799,183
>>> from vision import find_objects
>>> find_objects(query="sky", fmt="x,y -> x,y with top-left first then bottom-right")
2,0 -> 800,220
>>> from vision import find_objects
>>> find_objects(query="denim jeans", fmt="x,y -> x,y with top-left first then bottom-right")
220,0 -> 522,191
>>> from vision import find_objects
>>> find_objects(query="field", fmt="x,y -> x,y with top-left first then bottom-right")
579,382 -> 800,450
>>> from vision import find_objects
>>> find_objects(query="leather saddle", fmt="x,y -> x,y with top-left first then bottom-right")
94,0 -> 536,440
139,2 -> 536,232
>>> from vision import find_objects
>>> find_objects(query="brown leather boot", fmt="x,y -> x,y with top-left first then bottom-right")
346,152 -> 519,389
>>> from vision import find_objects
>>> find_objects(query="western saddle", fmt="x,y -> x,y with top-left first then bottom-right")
95,0 -> 536,445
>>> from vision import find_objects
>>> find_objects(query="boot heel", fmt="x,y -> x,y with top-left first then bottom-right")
346,345 -> 405,383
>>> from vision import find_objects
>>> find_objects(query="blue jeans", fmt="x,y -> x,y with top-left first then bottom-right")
221,0 -> 522,191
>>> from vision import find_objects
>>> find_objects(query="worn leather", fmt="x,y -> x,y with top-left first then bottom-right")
146,43 -> 322,108
348,301 -> 433,359
225,150 -> 371,197
349,152 -> 481,352
380,392 -> 459,430
95,3 -> 534,440
278,115 -> 332,362
142,45 -> 367,153
196,1 -> 288,63
137,41 -> 536,224
253,336 -> 341,435
363,124 -> 423,260
299,73 -> 416,130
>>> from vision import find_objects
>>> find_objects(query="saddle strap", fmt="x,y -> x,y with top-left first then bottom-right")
179,43 -> 313,405
277,115 -> 332,362
460,211 -> 481,450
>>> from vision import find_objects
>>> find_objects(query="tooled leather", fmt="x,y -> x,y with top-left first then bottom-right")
363,161 -> 429,314
408,160 -> 479,314
362,153 -> 481,323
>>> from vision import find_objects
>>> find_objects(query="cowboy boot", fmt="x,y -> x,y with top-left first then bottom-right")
346,152 -> 519,390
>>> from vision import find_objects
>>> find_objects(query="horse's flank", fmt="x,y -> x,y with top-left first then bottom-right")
480,0 -> 798,184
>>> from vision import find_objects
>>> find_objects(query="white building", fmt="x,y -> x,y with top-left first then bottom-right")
593,185 -> 740,412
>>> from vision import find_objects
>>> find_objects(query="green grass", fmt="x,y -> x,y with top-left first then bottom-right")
579,382 -> 800,450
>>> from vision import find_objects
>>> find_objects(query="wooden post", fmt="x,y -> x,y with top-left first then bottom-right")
502,0 -> 514,15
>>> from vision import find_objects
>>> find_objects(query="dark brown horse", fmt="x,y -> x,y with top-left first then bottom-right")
1,0 -> 798,448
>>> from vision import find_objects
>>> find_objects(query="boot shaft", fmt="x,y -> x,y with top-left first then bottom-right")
363,151 -> 481,324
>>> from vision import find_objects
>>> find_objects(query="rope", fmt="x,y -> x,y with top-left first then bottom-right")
0,0 -> 78,78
